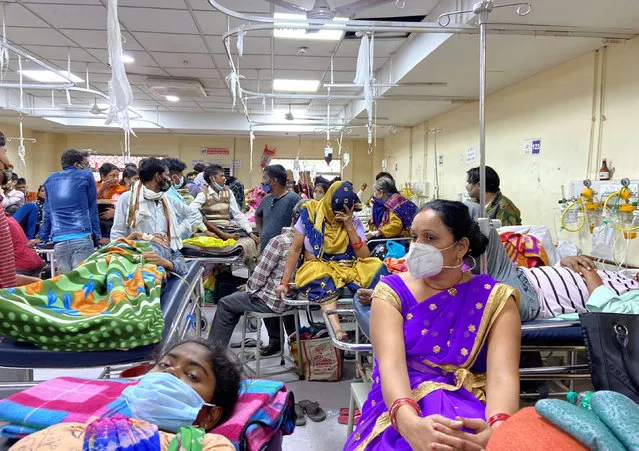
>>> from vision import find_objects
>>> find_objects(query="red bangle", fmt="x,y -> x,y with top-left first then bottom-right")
389,398 -> 422,431
351,237 -> 364,249
487,413 -> 510,427
280,280 -> 290,288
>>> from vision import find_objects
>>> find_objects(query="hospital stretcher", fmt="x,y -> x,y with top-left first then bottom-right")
0,261 -> 204,392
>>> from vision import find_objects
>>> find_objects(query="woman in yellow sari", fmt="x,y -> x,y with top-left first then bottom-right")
276,182 -> 388,340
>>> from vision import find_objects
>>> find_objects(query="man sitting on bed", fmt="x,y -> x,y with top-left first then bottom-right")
111,157 -> 201,270
209,201 -> 307,353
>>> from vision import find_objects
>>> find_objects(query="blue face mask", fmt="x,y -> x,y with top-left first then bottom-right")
213,181 -> 225,191
261,183 -> 271,193
122,372 -> 214,433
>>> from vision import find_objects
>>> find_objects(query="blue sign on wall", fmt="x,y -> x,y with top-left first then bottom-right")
532,139 -> 541,155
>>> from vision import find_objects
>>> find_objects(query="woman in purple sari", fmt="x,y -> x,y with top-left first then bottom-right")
345,200 -> 521,451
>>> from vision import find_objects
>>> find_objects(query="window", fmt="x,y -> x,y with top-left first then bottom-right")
270,158 -> 341,182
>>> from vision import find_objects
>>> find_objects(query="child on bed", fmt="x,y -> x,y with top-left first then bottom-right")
10,338 -> 242,450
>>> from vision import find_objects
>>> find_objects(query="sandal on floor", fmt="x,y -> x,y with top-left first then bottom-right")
294,403 -> 307,426
230,338 -> 258,349
337,409 -> 360,425
298,399 -> 327,422
238,351 -> 256,362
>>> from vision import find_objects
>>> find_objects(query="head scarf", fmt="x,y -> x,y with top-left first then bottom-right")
372,193 -> 417,230
298,181 -> 361,258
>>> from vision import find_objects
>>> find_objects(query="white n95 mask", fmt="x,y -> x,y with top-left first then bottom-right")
405,242 -> 459,279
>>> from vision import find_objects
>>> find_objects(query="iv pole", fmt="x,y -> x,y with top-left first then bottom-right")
438,0 -> 531,273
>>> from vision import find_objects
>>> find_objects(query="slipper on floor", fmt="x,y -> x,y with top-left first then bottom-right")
294,404 -> 307,426
237,351 -> 256,362
298,399 -> 327,422
338,410 -> 361,425
230,338 -> 258,349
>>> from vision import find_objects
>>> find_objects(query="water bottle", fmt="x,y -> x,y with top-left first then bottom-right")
567,391 -> 593,410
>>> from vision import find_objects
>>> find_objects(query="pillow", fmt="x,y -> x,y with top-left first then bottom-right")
536,399 -> 626,451
486,407 -> 588,451
591,390 -> 639,450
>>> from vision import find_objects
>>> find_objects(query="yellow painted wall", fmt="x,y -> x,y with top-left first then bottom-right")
1,126 -> 384,197
386,38 -> 639,265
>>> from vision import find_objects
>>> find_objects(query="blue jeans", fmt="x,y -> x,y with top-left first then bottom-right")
353,293 -> 371,339
12,203 -> 39,239
54,236 -> 95,274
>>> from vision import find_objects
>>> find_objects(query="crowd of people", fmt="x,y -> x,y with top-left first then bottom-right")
3,136 -> 639,450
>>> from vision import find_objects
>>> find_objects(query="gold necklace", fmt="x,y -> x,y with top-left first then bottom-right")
424,271 -> 465,297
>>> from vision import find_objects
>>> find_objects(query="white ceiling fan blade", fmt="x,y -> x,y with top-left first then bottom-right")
262,0 -> 310,14
333,0 -> 395,17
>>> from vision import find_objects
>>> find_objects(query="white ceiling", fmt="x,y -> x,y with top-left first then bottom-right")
0,0 -> 636,136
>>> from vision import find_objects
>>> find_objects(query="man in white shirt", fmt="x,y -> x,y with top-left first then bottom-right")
190,164 -> 259,245
111,158 -> 201,250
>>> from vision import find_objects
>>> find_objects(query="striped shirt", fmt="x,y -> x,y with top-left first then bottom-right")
520,266 -> 639,319
0,202 -> 16,288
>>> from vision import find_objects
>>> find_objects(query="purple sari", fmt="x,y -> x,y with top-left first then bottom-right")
344,274 -> 516,451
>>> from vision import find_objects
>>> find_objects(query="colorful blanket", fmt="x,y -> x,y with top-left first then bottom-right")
0,240 -> 166,351
0,377 -> 295,451
499,231 -> 549,269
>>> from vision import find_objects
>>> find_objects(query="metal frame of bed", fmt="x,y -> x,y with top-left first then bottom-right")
0,262 -> 205,393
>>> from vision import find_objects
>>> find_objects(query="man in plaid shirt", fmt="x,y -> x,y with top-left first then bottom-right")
209,223 -> 298,350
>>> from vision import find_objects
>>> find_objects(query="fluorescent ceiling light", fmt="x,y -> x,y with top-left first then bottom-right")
274,13 -> 346,41
273,79 -> 320,93
122,54 -> 135,64
44,117 -> 159,129
165,95 -> 180,102
20,70 -> 83,84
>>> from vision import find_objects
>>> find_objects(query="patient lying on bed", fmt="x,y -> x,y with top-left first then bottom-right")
0,236 -> 188,351
9,338 -> 240,450
484,228 -> 639,321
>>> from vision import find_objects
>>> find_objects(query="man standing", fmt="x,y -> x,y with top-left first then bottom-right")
466,166 -> 522,226
110,158 -> 201,251
255,165 -> 300,255
38,149 -> 107,273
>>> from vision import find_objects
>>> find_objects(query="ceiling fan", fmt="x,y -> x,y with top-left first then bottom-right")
89,98 -> 108,115
263,0 -> 395,20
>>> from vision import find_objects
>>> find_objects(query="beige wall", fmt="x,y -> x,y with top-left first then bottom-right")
1,127 -> 385,196
383,37 -> 639,264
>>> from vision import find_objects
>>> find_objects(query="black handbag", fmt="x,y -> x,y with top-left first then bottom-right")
579,312 -> 639,404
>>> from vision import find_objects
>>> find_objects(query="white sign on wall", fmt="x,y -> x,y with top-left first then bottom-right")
231,159 -> 242,168
523,139 -> 532,155
466,146 -> 477,164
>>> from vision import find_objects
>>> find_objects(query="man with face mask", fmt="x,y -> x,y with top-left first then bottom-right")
255,164 -> 300,255
165,158 -> 200,205
110,158 -> 201,251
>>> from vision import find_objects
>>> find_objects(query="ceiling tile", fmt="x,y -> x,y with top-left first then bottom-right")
5,27 -> 74,47
190,0 -> 271,13
59,30 -> 143,51
119,0 -> 187,8
133,33 -> 208,53
151,52 -> 213,69
24,4 -> 107,30
4,3 -> 51,27
273,39 -> 339,56
193,11 -> 228,36
166,67 -> 221,78
202,36 -> 226,54
119,7 -> 198,34
23,46 -> 99,65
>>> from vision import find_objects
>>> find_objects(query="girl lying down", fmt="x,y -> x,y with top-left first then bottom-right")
9,339 -> 242,451
0,235 -> 188,351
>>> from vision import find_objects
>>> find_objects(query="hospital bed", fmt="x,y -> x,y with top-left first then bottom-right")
0,261 -> 204,393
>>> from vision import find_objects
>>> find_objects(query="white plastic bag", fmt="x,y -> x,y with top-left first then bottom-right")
591,222 -> 616,260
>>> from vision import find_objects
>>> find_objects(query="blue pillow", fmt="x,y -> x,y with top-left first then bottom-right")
536,399 -> 627,451
591,391 -> 639,451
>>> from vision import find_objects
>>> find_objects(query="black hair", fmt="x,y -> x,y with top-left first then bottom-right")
466,166 -> 500,193
125,162 -> 138,169
60,149 -> 89,169
375,171 -> 394,182
121,166 -> 138,183
16,177 -> 26,185
226,175 -> 237,185
166,158 -> 187,174
204,165 -> 224,185
419,200 -> 488,258
157,338 -> 242,425
193,163 -> 205,173
37,185 -> 45,198
0,131 -> 5,147
99,162 -> 119,179
187,171 -> 198,178
11,172 -> 18,181
314,182 -> 329,194
264,164 -> 287,187
138,157 -> 168,183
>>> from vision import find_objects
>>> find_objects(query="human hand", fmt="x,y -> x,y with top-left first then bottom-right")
99,208 -> 115,220
275,283 -> 289,299
237,284 -> 246,292
365,232 -> 376,240
357,288 -> 374,307
142,252 -> 174,271
150,233 -> 170,249
27,239 -> 41,248
97,238 -> 110,246
560,256 -> 595,275
249,232 -> 260,245
335,205 -> 354,226
361,183 -> 368,191
451,417 -> 493,448
224,232 -> 240,240
398,413 -> 483,451
102,178 -> 118,189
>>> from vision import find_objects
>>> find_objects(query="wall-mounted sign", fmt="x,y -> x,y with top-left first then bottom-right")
532,138 -> 541,155
231,159 -> 242,168
201,147 -> 230,155
466,146 -> 477,164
